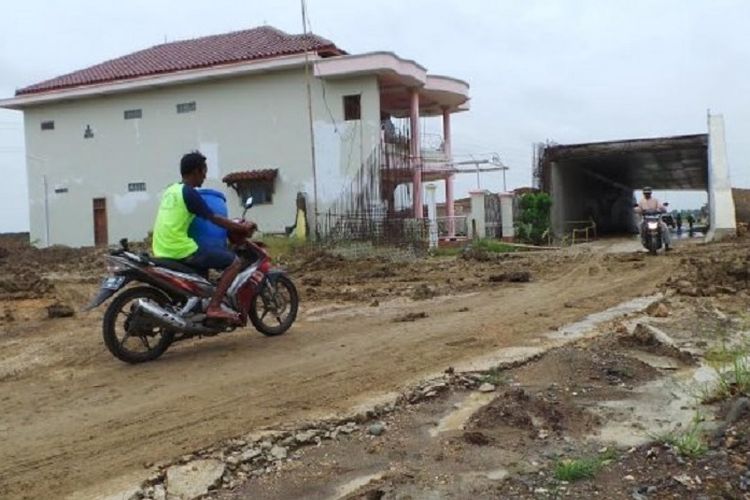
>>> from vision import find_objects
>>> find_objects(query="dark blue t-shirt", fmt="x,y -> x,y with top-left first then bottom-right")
182,184 -> 214,220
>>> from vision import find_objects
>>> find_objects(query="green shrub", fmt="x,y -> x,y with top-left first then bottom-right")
515,193 -> 551,245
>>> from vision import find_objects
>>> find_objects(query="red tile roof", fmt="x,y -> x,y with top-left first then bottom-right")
222,169 -> 278,184
17,26 -> 344,96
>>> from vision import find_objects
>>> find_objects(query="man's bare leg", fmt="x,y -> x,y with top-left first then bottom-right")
206,257 -> 243,322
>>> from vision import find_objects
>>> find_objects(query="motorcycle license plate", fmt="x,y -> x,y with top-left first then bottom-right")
102,276 -> 126,290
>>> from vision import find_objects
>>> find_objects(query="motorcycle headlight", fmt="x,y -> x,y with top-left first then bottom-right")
647,222 -> 659,230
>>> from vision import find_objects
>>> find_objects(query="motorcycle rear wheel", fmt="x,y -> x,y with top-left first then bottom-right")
249,275 -> 298,336
102,286 -> 176,363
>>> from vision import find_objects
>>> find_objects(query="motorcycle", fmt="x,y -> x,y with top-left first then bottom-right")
640,209 -> 665,255
86,197 -> 298,364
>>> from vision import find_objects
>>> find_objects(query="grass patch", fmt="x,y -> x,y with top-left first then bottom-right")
655,415 -> 707,458
554,458 -> 599,481
430,246 -> 464,257
705,342 -> 748,364
702,343 -> 750,402
259,235 -> 308,260
479,366 -> 507,386
472,239 -> 520,254
553,449 -> 616,482
430,239 -> 519,259
713,354 -> 750,400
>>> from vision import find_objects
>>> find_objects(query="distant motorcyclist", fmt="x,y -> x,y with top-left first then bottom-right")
634,186 -> 671,251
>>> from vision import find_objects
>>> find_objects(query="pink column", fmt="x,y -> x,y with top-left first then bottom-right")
442,107 -> 454,237
410,88 -> 422,218
442,107 -> 452,158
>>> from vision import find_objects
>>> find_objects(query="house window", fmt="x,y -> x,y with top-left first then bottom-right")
124,109 -> 142,120
83,125 -> 94,139
41,121 -> 55,131
176,101 -> 197,114
128,182 -> 146,192
343,95 -> 361,121
239,183 -> 273,205
54,187 -> 68,194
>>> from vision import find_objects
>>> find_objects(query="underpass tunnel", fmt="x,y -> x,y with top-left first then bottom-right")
541,134 -> 710,238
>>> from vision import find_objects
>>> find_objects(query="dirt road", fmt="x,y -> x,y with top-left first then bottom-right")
0,245 -> 671,499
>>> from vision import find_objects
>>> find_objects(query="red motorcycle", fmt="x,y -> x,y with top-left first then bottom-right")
86,199 -> 298,363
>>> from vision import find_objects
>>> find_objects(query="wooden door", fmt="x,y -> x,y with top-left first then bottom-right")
93,198 -> 108,246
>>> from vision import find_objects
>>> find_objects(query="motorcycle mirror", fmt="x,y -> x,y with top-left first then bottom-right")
242,196 -> 254,219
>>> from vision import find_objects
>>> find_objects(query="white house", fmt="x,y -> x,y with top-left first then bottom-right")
0,26 -> 469,247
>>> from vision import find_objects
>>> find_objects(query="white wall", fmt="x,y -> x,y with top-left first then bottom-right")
22,69 -> 381,246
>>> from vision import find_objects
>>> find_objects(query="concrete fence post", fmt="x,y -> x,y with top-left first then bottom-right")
499,193 -> 515,242
426,183 -> 438,250
469,190 -> 488,239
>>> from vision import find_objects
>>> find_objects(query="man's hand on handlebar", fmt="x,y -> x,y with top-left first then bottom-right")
210,214 -> 257,236
234,220 -> 256,235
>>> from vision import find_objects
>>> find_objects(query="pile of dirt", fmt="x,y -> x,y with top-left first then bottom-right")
0,270 -> 52,300
467,387 -> 600,439
283,246 -> 595,304
0,239 -> 104,300
665,248 -> 750,296
510,344 -> 661,391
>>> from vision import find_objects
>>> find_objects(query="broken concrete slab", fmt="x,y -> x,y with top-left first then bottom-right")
166,459 -> 225,499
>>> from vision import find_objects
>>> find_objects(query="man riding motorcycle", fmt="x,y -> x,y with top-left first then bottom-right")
152,151 -> 254,323
634,186 -> 671,251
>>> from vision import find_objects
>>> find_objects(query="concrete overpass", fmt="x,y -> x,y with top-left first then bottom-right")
537,114 -> 736,241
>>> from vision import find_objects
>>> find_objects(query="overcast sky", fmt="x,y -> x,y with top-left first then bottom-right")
1,0 -> 748,232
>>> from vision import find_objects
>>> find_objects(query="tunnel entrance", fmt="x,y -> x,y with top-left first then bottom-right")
536,134 -> 709,238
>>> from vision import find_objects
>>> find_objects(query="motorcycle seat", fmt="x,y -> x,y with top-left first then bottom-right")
150,257 -> 202,276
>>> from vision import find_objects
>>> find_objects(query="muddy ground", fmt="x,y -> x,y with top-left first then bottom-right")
213,273 -> 750,499
0,234 -> 748,499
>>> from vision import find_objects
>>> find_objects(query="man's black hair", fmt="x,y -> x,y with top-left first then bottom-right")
180,151 -> 207,176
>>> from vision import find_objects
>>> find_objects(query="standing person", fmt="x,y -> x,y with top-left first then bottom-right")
686,213 -> 695,236
675,212 -> 683,235
634,186 -> 672,251
662,202 -> 675,228
152,151 -> 254,323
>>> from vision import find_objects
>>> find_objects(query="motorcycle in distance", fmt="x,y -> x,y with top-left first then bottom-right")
639,209 -> 666,255
86,197 -> 299,364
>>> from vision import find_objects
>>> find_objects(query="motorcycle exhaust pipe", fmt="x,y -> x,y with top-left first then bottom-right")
135,299 -> 188,329
134,299 -> 226,336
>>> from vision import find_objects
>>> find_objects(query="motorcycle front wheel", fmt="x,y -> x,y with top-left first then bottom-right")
249,275 -> 298,336
102,286 -> 176,363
